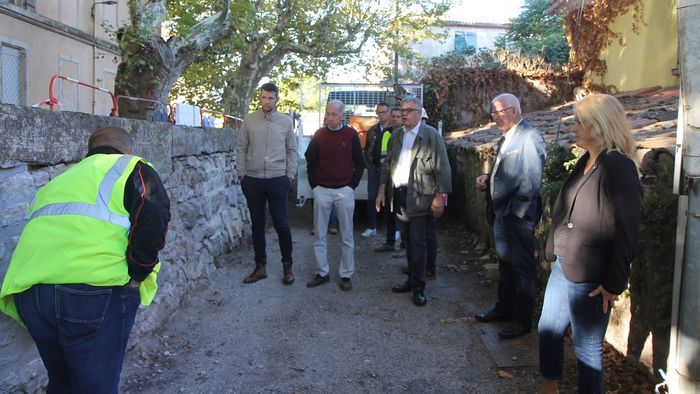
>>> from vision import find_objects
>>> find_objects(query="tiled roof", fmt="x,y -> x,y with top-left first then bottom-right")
446,86 -> 679,155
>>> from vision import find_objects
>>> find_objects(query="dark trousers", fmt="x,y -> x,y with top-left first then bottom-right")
384,185 -> 398,245
241,175 -> 293,264
426,217 -> 437,272
366,166 -> 380,230
492,213 -> 537,327
402,215 -> 432,291
15,284 -> 140,394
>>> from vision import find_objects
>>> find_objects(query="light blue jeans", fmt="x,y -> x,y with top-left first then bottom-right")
538,256 -> 611,394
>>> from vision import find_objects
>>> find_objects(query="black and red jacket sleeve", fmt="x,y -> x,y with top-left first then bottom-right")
123,162 -> 171,282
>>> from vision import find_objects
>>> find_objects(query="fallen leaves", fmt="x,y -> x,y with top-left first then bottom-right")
497,370 -> 513,379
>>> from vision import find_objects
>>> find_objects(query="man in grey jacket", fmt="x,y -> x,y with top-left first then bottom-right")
376,97 -> 451,306
237,82 -> 298,285
474,93 -> 546,339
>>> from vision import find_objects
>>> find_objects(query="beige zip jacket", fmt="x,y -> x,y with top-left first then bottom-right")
237,109 -> 297,179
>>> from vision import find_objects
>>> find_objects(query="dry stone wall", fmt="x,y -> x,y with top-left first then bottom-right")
0,104 -> 250,392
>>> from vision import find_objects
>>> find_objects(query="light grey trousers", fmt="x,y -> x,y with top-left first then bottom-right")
312,185 -> 355,278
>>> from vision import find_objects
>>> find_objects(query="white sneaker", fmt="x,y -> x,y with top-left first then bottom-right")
361,228 -> 377,237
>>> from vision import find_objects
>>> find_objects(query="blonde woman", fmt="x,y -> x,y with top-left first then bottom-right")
538,94 -> 640,393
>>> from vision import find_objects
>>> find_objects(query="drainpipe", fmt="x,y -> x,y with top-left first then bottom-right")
668,0 -> 700,393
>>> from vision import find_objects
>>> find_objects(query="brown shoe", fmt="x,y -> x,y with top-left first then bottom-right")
282,262 -> 295,285
243,263 -> 267,284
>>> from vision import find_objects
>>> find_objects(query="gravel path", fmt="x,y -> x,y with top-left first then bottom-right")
121,203 -> 540,393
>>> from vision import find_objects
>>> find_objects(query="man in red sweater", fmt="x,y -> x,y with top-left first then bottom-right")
304,99 -> 365,291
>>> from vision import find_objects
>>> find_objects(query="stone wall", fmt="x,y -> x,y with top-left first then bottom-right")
0,104 -> 250,392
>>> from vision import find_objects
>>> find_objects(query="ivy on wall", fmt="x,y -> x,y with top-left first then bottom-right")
564,0 -> 646,88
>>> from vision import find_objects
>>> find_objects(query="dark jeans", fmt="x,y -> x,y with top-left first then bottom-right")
401,215 -> 432,291
15,284 -> 140,394
426,217 -> 437,272
538,257 -> 610,393
492,213 -> 537,327
241,175 -> 293,264
366,166 -> 380,230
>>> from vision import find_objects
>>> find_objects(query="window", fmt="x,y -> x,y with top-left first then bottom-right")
1,43 -> 26,105
59,55 -> 80,112
454,31 -> 477,55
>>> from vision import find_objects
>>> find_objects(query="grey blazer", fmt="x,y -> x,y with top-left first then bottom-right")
487,119 -> 546,223
380,124 -> 452,217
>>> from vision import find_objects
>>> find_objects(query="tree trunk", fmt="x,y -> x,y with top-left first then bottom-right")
223,49 -> 283,117
114,0 -> 231,121
114,37 -> 178,121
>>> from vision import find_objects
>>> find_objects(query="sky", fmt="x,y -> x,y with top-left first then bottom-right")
445,0 -> 525,24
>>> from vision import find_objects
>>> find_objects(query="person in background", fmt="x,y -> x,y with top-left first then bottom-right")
473,93 -> 546,339
237,82 -> 297,285
0,127 -> 171,393
377,97 -> 451,306
539,94 -> 640,394
362,102 -> 392,238
305,99 -> 364,291
376,107 -> 403,253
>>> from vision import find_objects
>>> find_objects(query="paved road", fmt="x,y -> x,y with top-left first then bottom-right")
121,203 -> 541,393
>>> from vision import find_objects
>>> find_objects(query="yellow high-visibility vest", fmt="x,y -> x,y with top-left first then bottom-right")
0,154 -> 161,325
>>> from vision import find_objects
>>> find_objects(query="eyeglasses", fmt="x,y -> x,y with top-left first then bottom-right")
491,107 -> 512,117
376,110 -> 388,114
400,108 -> 420,114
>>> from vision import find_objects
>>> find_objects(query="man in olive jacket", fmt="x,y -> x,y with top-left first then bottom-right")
376,97 -> 451,306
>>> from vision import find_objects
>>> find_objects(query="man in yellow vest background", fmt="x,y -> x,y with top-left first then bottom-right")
0,126 -> 171,393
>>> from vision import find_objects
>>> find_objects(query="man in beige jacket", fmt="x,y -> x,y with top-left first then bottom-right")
237,82 -> 297,285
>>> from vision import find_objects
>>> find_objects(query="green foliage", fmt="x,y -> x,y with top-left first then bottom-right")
168,0 -> 451,115
632,153 -> 677,331
428,48 -> 502,69
497,0 -> 570,65
541,143 -> 577,210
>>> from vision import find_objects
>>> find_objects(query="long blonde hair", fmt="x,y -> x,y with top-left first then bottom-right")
574,94 -> 636,158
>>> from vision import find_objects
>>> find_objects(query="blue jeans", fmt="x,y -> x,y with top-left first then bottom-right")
241,175 -> 293,264
492,213 -> 537,327
366,166 -> 380,230
538,257 -> 611,394
15,283 -> 140,394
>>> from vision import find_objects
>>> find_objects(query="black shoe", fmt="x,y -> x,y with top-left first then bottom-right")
474,309 -> 510,323
339,278 -> 352,291
306,274 -> 329,288
391,280 -> 411,293
412,290 -> 427,306
497,323 -> 531,339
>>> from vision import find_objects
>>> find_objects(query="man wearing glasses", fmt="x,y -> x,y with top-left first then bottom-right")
362,102 -> 393,238
474,93 -> 546,339
376,97 -> 451,306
